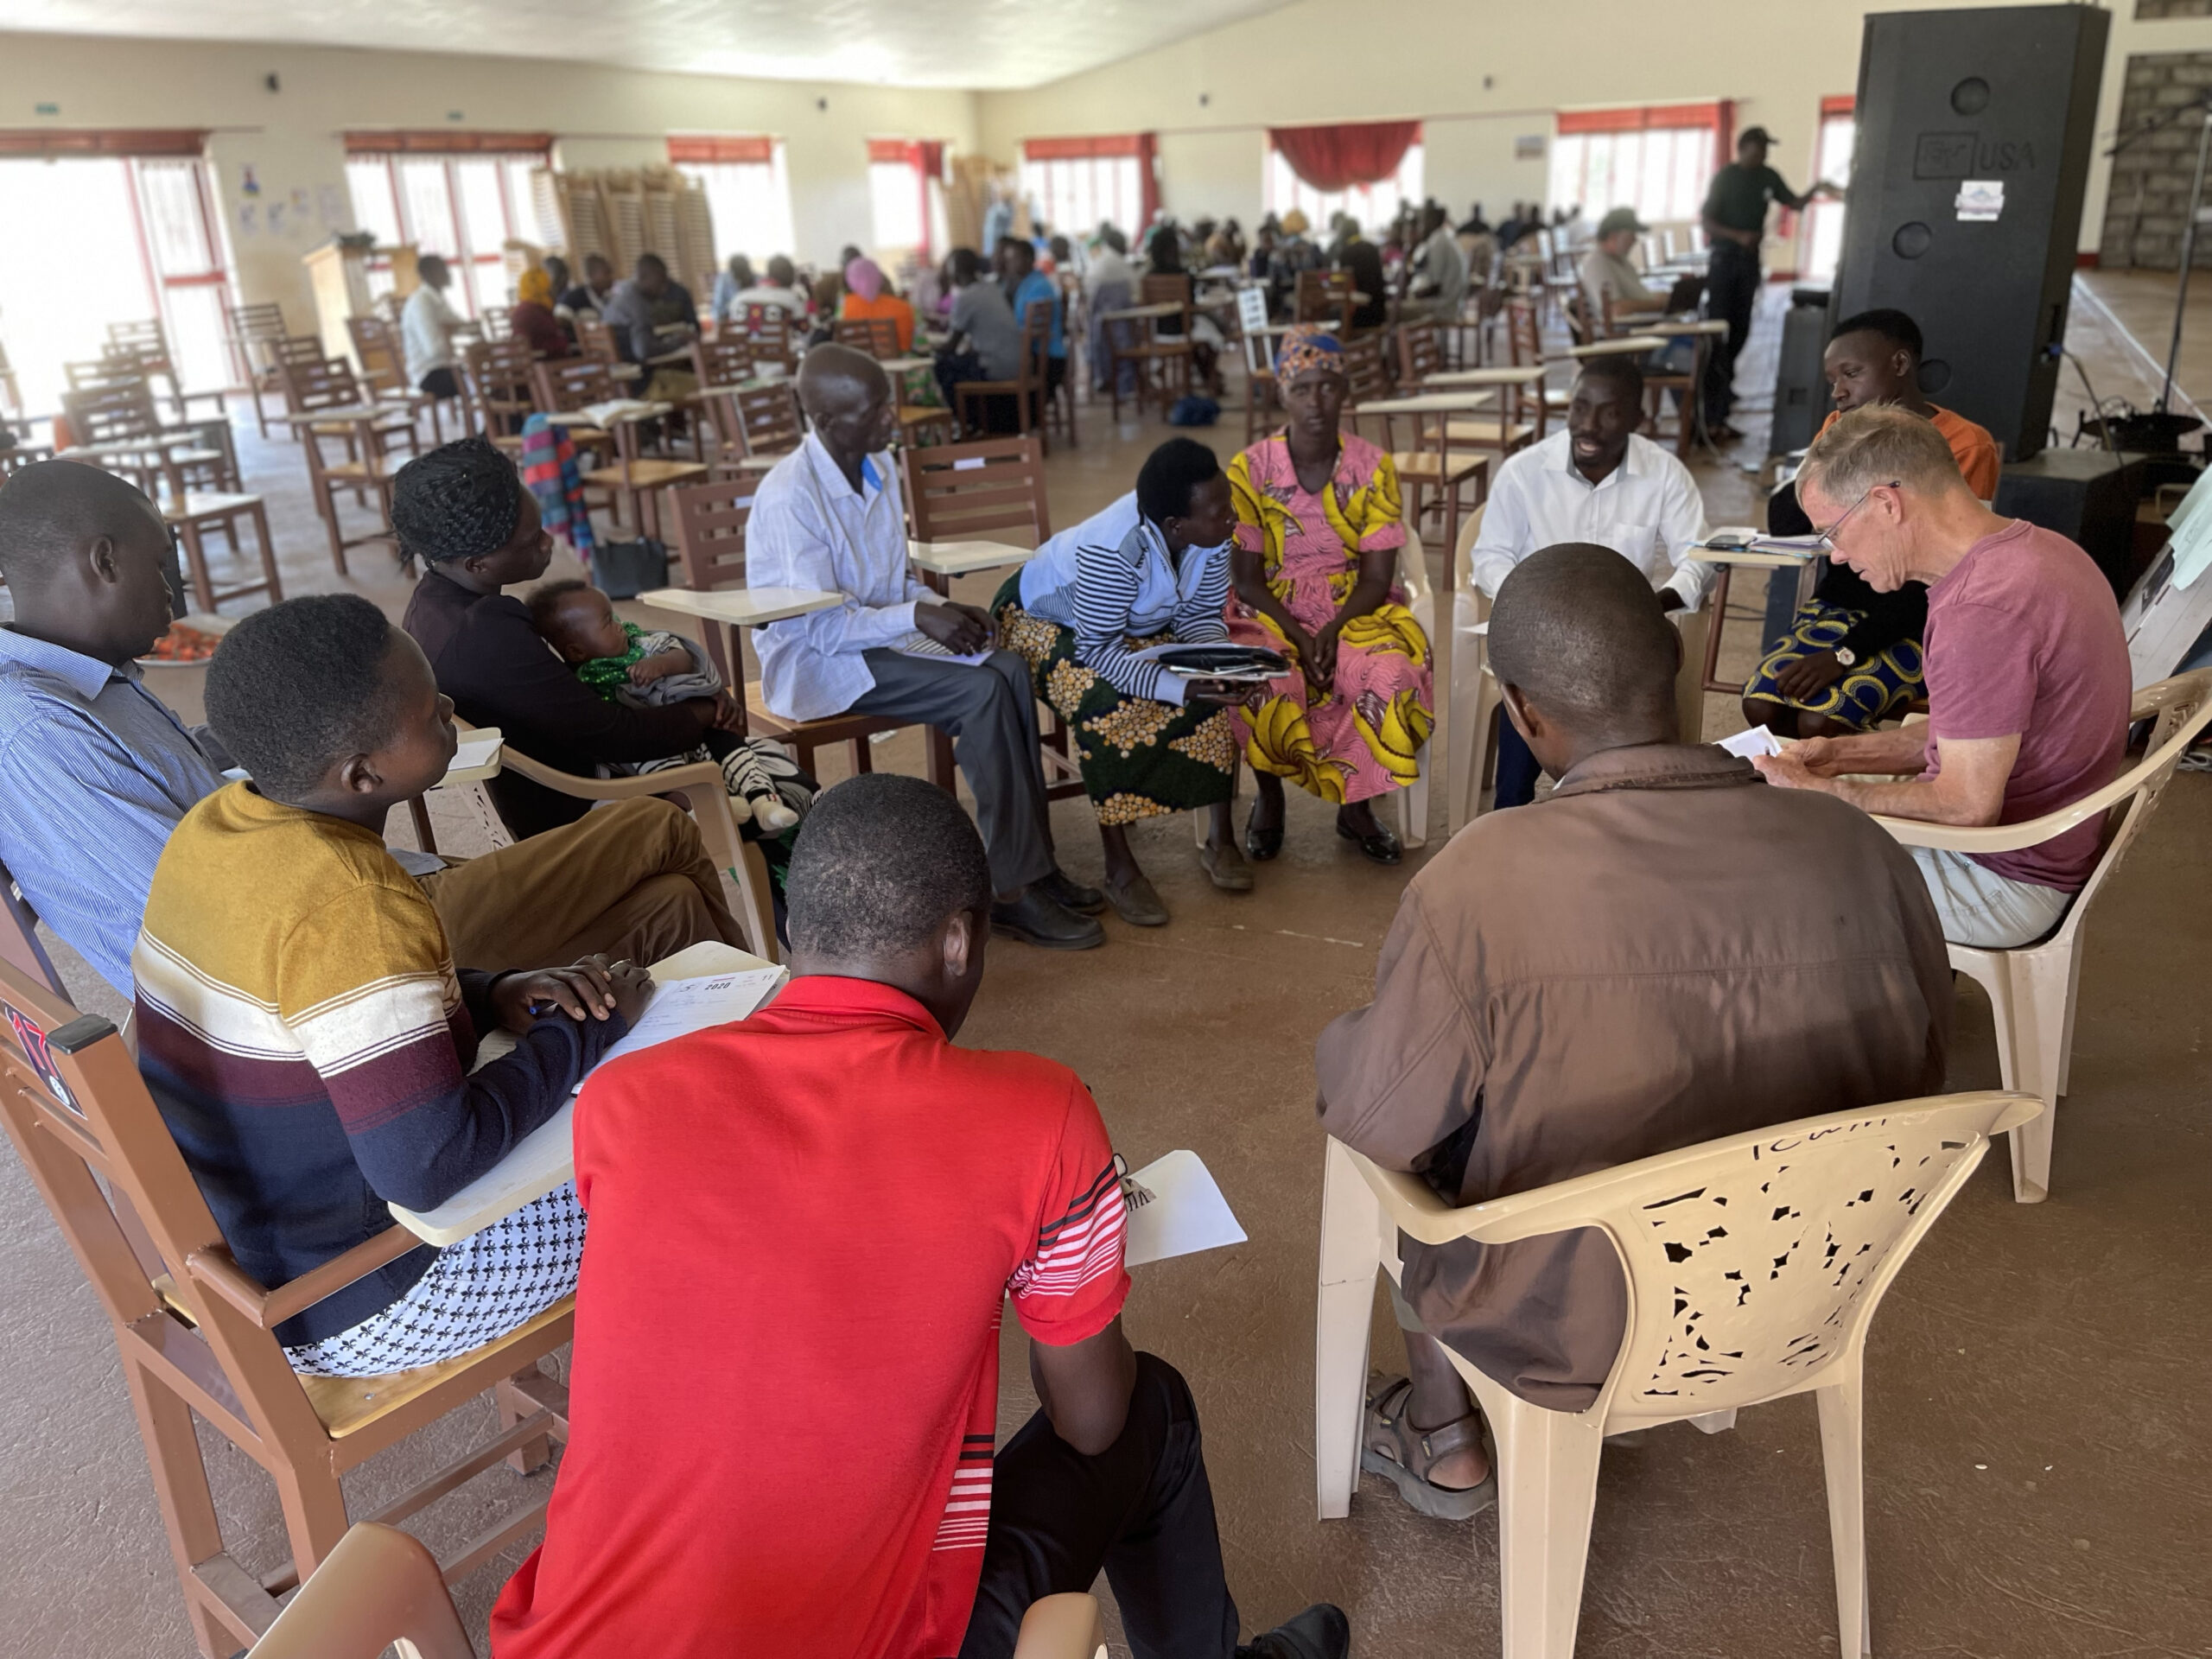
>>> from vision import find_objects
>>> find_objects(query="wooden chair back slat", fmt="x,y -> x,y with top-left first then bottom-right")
830,317 -> 900,359
462,338 -> 541,436
899,435 -> 1051,546
1397,321 -> 1443,386
734,382 -> 803,456
532,358 -> 620,415
60,379 -> 164,446
346,316 -> 405,394
279,357 -> 369,416
691,334 -> 754,386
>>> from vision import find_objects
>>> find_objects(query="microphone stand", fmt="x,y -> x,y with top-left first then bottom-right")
2107,90 -> 2212,416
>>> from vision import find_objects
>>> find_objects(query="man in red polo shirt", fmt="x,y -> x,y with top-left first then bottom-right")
491,772 -> 1347,1659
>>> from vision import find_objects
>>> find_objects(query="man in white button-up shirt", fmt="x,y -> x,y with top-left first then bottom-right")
1469,355 -> 1710,808
746,346 -> 1104,949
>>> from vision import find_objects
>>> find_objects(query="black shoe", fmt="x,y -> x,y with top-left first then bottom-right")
989,888 -> 1106,950
1036,868 -> 1106,916
1236,1603 -> 1351,1659
1244,804 -> 1285,862
1336,817 -> 1402,865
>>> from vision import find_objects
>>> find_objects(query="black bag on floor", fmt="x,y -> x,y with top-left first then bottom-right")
593,537 -> 669,600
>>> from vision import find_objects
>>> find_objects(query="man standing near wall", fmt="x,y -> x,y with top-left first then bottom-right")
1700,126 -> 1837,441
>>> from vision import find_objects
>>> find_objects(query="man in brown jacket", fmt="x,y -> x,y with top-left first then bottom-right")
1315,543 -> 1950,1515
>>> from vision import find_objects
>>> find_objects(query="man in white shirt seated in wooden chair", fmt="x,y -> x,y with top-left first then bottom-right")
1467,355 -> 1710,808
744,344 -> 1106,950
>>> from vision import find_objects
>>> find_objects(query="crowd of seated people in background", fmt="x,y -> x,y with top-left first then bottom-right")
0,183 -> 2158,1659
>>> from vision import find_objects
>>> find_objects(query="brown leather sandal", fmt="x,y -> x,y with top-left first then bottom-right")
1362,1375 -> 1497,1520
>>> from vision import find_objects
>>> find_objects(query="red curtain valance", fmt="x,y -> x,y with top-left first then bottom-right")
1268,121 -> 1420,193
0,128 -> 207,158
1821,94 -> 1857,118
346,130 -> 550,155
1555,103 -> 1721,137
667,135 -> 775,165
1024,133 -> 1145,162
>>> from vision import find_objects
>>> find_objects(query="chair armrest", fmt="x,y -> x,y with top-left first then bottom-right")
498,752 -> 747,880
1872,702 -> 2212,855
496,750 -> 721,804
186,1224 -> 425,1331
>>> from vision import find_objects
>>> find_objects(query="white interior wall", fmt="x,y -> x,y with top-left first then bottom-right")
976,0 -> 2212,258
0,31 -> 979,327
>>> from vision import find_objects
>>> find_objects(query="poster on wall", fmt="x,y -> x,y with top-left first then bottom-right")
237,202 -> 259,238
1514,135 -> 1545,162
317,185 -> 346,228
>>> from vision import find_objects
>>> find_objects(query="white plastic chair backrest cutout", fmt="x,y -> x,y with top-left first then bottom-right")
1395,526 -> 1430,611
1605,1105 -> 1993,1418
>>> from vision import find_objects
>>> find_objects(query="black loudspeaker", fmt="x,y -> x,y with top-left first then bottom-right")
1770,289 -> 1835,455
1834,4 -> 2110,461
1993,449 -> 2145,595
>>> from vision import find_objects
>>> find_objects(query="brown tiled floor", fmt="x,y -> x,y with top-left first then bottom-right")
4,279 -> 2209,1657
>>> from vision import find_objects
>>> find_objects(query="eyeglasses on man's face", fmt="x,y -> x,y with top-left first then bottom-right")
1812,479 -> 1903,555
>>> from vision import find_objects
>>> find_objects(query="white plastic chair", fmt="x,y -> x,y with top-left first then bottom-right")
1872,669 -> 2212,1203
1446,505 -> 1710,832
1195,527 -> 1440,851
1317,1090 -> 2039,1659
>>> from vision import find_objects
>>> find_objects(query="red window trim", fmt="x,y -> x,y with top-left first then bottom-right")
1820,95 -> 1857,118
346,130 -> 550,156
1023,133 -> 1145,162
0,128 -> 208,158
667,135 -> 776,165
1555,103 -> 1723,137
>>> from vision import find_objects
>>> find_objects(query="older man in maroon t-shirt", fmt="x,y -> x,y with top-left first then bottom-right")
1754,404 -> 2132,947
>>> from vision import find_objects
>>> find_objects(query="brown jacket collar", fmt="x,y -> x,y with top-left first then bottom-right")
1548,741 -> 1761,800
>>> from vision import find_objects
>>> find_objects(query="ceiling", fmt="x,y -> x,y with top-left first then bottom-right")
0,0 -> 1296,91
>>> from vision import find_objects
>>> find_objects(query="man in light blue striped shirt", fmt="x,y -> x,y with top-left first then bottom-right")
0,463 -> 213,995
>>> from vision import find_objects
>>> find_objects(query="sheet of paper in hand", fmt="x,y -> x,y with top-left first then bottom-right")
893,629 -> 995,666
1121,1149 -> 1247,1268
1714,725 -> 1783,761
577,967 -> 787,1091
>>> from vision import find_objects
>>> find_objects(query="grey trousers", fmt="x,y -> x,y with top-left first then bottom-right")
851,646 -> 1057,894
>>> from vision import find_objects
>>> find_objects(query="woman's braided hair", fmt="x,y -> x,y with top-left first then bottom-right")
391,435 -> 524,567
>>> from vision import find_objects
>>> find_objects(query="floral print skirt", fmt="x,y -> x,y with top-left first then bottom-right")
992,577 -> 1238,825
1223,594 -> 1433,805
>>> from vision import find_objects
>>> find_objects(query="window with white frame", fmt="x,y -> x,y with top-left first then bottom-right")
1800,102 -> 1856,284
1020,147 -> 1146,241
1548,107 -> 1719,226
671,137 -> 797,267
0,149 -> 232,416
1264,143 -> 1423,236
344,143 -> 547,315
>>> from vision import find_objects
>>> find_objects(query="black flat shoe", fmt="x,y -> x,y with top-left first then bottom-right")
1244,805 -> 1285,862
989,889 -> 1106,950
1336,818 -> 1402,865
1037,868 -> 1106,916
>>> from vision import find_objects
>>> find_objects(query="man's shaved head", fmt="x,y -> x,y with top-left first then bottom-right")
0,460 -> 162,585
797,343 -> 889,420
1488,543 -> 1679,741
0,459 -> 179,664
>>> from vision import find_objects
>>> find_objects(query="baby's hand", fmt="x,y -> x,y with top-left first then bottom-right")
629,648 -> 689,684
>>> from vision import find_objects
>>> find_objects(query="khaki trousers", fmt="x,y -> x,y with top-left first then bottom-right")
419,797 -> 742,973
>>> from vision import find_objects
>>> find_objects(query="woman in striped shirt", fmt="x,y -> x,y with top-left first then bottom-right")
993,438 -> 1250,927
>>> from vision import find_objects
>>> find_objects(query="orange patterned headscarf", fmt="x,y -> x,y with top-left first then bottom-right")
517,268 -> 553,306
1274,324 -> 1344,383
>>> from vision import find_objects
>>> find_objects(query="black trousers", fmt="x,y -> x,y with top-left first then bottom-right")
849,646 -> 1057,895
1701,240 -> 1761,423
959,1353 -> 1241,1659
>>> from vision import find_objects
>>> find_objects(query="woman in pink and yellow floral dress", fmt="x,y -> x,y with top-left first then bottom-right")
1225,327 -> 1433,864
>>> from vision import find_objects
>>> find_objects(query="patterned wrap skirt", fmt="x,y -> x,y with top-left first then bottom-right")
992,575 -> 1238,826
1742,600 -> 1925,732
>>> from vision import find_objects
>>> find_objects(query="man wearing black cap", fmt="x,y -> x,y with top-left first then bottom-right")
1700,126 -> 1837,439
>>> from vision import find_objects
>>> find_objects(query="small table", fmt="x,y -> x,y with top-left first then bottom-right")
1098,301 -> 1186,324
1567,334 -> 1669,359
1687,546 -> 1821,694
639,585 -> 844,629
907,539 -> 1040,586
388,939 -> 785,1243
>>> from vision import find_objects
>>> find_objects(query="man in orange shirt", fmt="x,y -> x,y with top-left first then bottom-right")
1745,308 -> 2000,736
